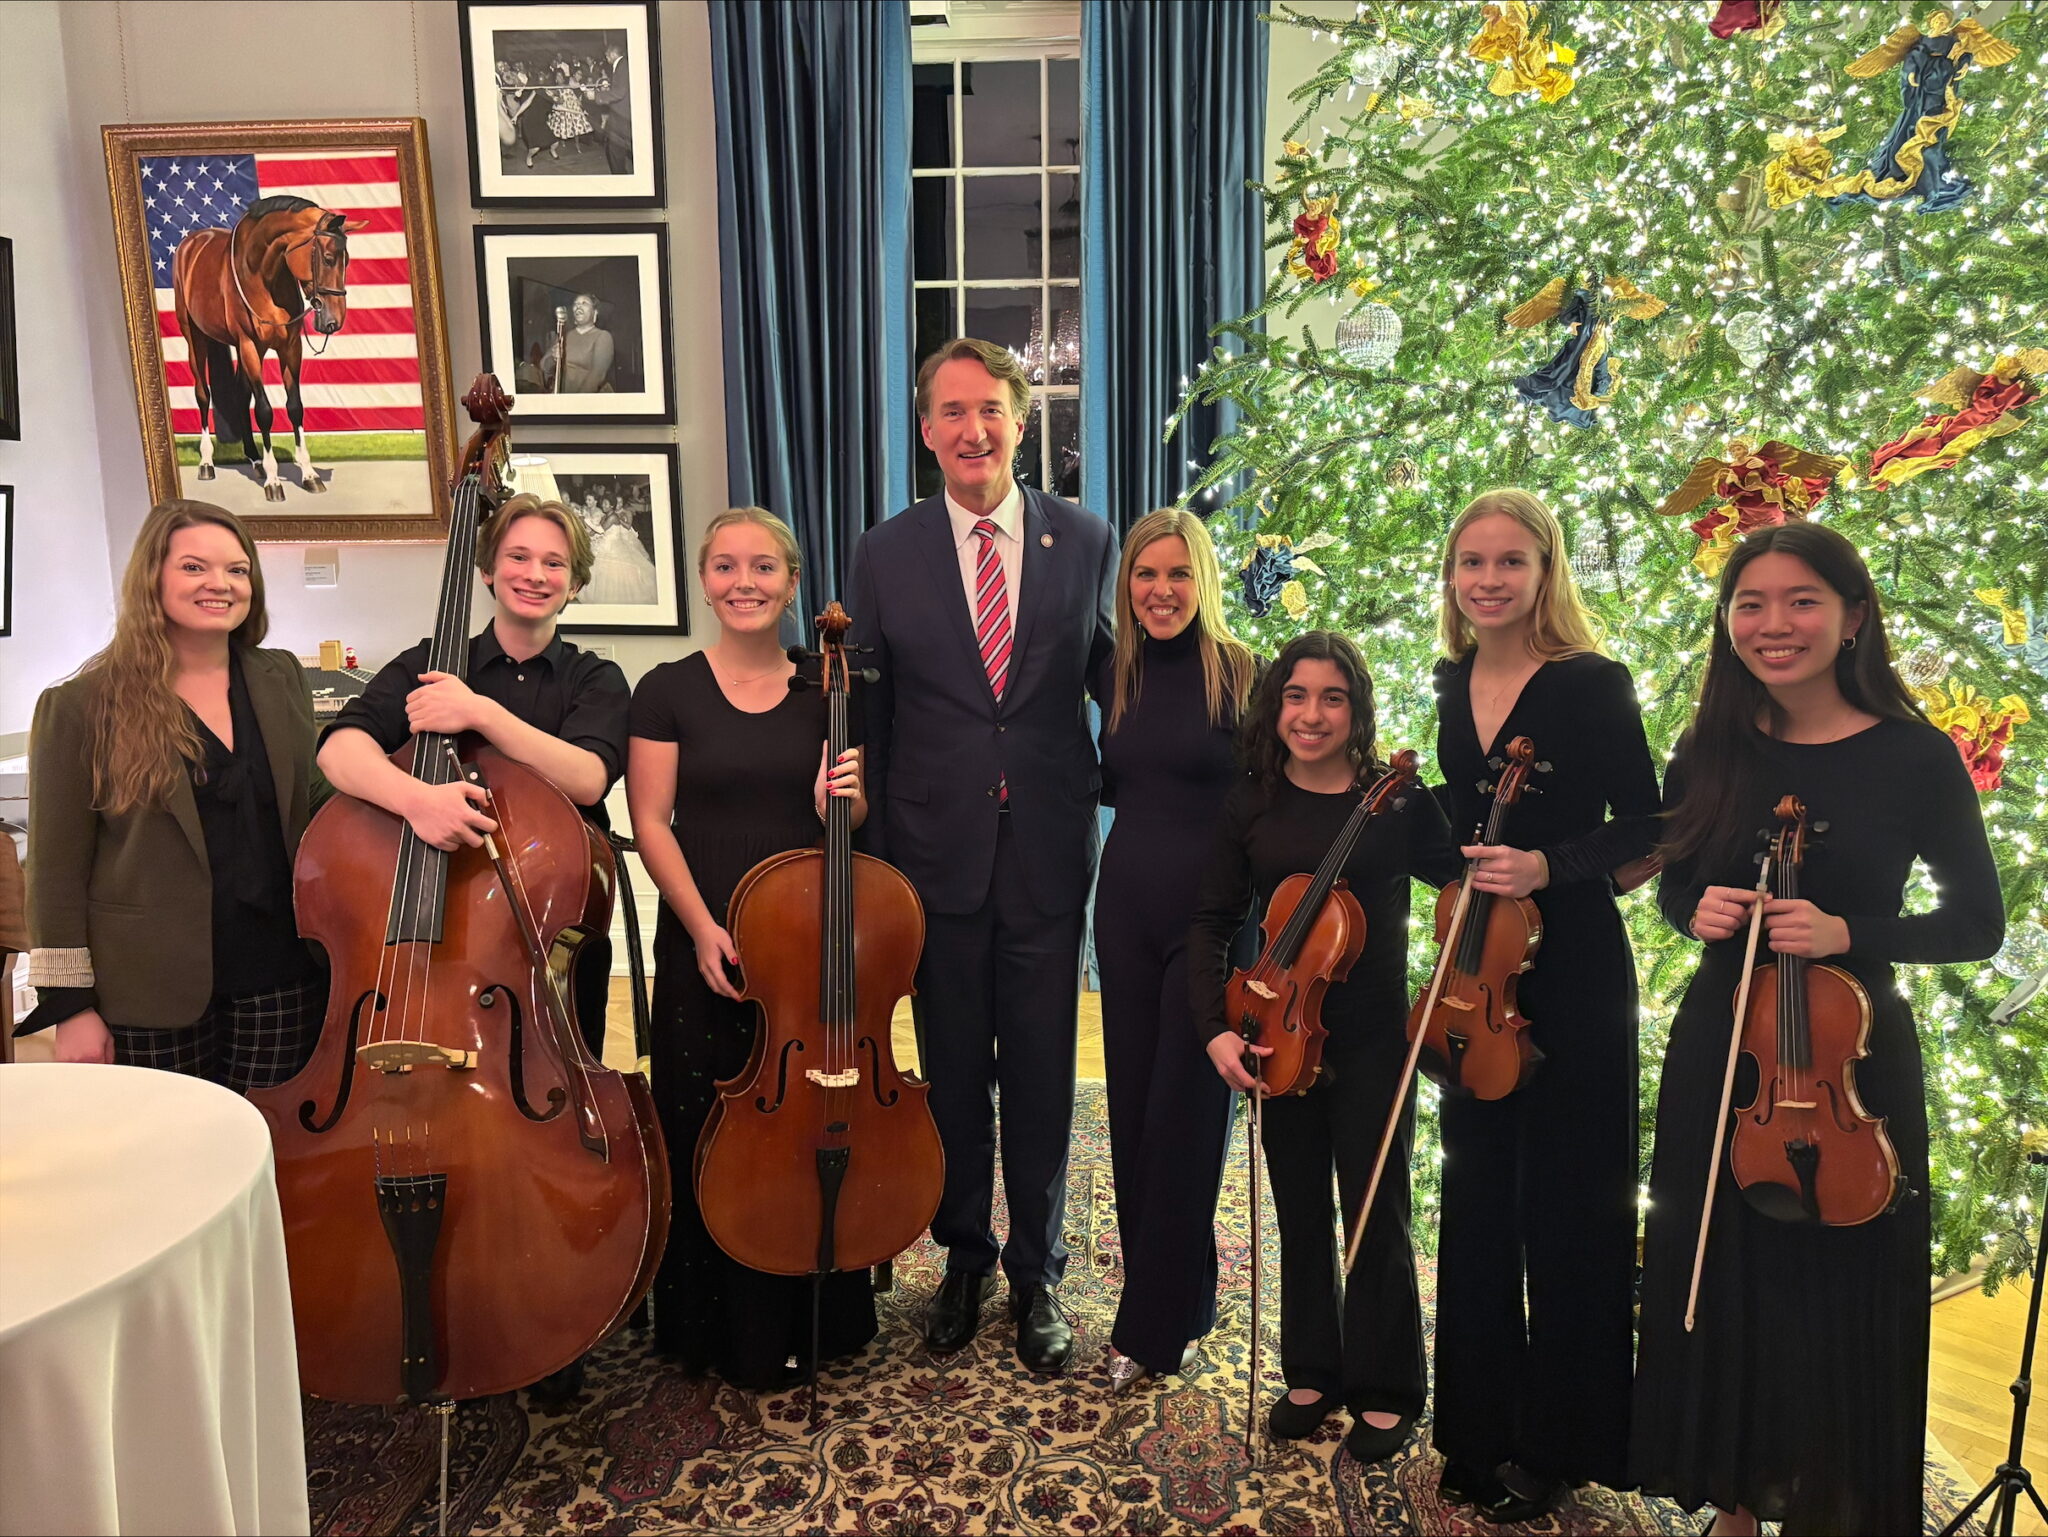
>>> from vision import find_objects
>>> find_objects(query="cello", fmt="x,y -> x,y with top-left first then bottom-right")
1406,735 -> 1546,1100
694,603 -> 944,1391
251,375 -> 669,1406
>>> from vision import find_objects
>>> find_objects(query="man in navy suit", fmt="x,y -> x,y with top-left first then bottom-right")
850,338 -> 1116,1373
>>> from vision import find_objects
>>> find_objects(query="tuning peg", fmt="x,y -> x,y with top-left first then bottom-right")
1753,850 -> 1767,866
1524,784 -> 1544,796
785,645 -> 816,664
1485,755 -> 1503,771
860,668 -> 881,684
786,675 -> 811,692
1811,820 -> 1830,836
1476,778 -> 1495,795
1756,827 -> 1774,845
1536,761 -> 1554,774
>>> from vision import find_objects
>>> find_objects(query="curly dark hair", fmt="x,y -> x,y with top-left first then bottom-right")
1240,630 -> 1382,793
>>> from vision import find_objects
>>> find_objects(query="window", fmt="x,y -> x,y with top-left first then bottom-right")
911,55 -> 1081,501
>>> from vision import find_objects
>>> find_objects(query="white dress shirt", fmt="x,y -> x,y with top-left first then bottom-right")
945,482 -> 1024,641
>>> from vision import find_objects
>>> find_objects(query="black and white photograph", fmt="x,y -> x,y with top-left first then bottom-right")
476,226 -> 673,424
0,484 -> 13,636
459,1 -> 664,208
508,445 -> 684,633
0,237 -> 17,440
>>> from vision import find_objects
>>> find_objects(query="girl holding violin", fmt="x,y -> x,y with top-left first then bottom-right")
1091,509 -> 1259,1393
1426,490 -> 1660,1519
1189,630 -> 1460,1464
1632,522 -> 2002,1535
625,507 -> 871,1388
22,499 -> 327,1086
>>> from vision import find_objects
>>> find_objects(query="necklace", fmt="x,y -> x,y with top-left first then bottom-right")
710,650 -> 787,686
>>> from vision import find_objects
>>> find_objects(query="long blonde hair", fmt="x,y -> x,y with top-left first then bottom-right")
1437,488 -> 1604,660
1108,509 -> 1257,732
81,499 -> 270,815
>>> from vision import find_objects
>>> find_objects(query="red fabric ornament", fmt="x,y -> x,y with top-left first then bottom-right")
1951,720 -> 2016,793
1869,367 -> 2040,486
1709,1 -> 1781,40
1293,211 -> 1339,281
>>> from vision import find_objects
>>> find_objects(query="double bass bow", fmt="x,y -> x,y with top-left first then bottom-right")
1684,795 -> 1903,1328
1225,749 -> 1419,1461
1406,735 -> 1546,1101
694,602 -> 944,1408
252,375 -> 670,1406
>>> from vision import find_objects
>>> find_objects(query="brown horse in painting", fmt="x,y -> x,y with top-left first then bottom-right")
172,196 -> 364,502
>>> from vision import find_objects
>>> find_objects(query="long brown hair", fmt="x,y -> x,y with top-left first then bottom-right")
1107,508 -> 1257,732
1660,521 -> 1926,871
80,499 -> 269,814
1437,488 -> 1603,661
1240,630 -> 1382,793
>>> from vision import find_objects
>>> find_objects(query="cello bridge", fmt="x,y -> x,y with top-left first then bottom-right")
358,1041 -> 479,1073
804,1068 -> 860,1088
1245,980 -> 1278,1001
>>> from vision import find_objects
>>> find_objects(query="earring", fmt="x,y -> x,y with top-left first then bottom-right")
1841,635 -> 1858,651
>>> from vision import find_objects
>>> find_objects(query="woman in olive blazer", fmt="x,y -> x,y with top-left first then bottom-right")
21,500 -> 327,1091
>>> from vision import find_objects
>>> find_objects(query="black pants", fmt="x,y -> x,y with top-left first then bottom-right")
110,974 -> 328,1092
1261,1019 -> 1425,1416
915,814 -> 1084,1289
1095,815 -> 1236,1372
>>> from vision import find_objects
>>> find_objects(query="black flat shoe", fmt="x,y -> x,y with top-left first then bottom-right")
1343,1410 -> 1417,1465
1475,1469 -> 1563,1526
1436,1458 -> 1511,1507
924,1270 -> 996,1355
1013,1285 -> 1075,1374
1267,1389 -> 1332,1439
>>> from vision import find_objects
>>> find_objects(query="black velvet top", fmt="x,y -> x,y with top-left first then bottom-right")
1093,625 -> 1247,824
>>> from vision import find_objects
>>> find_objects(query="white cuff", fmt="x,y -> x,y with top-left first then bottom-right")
26,947 -> 94,988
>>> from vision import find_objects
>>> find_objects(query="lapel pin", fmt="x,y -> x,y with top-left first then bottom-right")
1040,532 -> 1054,547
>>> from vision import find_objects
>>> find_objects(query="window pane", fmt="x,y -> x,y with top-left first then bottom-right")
1048,59 -> 1079,165
912,177 -> 956,281
960,60 -> 1042,167
1046,285 -> 1080,385
1013,397 -> 1047,493
961,176 -> 1041,281
914,288 -> 955,378
912,64 -> 956,170
964,288 -> 1041,379
1049,394 -> 1080,500
1048,173 -> 1080,279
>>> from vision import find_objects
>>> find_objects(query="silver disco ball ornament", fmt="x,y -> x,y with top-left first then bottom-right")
1722,310 -> 1771,369
1355,41 -> 1400,88
1569,532 -> 1645,595
1899,645 -> 1948,689
1336,303 -> 1404,369
1993,923 -> 2048,982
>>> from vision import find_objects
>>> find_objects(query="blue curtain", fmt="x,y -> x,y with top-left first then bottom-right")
708,1 -> 912,611
1080,0 -> 1267,533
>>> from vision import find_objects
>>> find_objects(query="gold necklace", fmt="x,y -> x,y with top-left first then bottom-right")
710,651 -> 786,686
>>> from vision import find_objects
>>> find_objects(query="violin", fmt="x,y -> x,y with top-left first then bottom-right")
1728,796 -> 1902,1225
251,375 -> 670,1404
694,604 -> 944,1287
1407,736 -> 1546,1100
1226,750 -> 1422,1098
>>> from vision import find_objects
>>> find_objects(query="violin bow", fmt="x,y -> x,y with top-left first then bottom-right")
1684,852 -> 1773,1331
1246,1053 -> 1265,1467
1342,871 -> 1477,1274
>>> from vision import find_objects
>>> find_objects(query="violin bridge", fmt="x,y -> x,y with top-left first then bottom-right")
1776,1097 -> 1818,1110
358,1041 -> 480,1073
1245,979 -> 1278,1001
1438,996 -> 1476,1012
804,1067 -> 860,1088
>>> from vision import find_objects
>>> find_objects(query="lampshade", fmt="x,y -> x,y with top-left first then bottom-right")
505,453 -> 560,505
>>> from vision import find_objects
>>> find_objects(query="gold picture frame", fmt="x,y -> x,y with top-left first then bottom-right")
103,118 -> 456,542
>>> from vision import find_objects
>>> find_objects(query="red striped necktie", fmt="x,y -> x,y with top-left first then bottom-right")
973,518 -> 1011,803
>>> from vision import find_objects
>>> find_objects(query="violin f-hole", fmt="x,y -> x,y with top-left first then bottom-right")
300,988 -> 378,1133
481,983 -> 568,1123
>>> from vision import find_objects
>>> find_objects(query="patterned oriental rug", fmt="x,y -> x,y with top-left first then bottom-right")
303,1085 -> 1983,1535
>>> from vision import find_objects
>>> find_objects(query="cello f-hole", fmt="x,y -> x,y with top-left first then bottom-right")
300,988 -> 379,1133
481,983 -> 569,1123
754,1038 -> 804,1114
859,1035 -> 899,1107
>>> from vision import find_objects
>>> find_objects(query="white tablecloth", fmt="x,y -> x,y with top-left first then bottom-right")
0,1064 -> 310,1536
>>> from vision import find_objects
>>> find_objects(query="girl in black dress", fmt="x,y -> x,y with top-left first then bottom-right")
626,506 -> 873,1388
1190,631 -> 1461,1464
1633,523 -> 2002,1535
1093,509 -> 1258,1392
1427,490 -> 1660,1520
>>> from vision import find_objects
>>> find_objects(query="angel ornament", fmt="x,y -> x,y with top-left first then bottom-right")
1652,438 -> 1848,576
1505,275 -> 1667,428
1868,350 -> 2048,488
1823,11 -> 2018,214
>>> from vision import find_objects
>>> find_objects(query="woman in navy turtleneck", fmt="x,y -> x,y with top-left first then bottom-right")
1090,509 -> 1259,1391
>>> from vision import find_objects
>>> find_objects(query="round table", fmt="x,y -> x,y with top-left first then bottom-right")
0,1064 -> 310,1536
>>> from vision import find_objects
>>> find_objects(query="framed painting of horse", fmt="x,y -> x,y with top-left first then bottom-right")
459,0 -> 665,209
103,118 -> 458,542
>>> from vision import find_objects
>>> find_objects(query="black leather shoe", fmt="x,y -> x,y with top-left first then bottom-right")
1474,1466 -> 1562,1525
1012,1285 -> 1075,1374
924,1270 -> 996,1354
1436,1458 -> 1510,1507
1343,1410 -> 1416,1465
1267,1389 -> 1331,1439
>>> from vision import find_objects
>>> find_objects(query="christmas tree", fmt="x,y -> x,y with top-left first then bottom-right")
1177,0 -> 2048,1284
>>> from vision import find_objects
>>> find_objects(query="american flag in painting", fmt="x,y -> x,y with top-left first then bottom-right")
141,151 -> 422,435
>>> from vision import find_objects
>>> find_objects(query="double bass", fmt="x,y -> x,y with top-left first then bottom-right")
252,375 -> 669,1404
694,604 -> 943,1335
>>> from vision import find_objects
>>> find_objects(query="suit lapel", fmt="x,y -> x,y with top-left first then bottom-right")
912,497 -> 992,702
166,769 -> 209,875
247,652 -> 302,845
1009,490 -> 1052,695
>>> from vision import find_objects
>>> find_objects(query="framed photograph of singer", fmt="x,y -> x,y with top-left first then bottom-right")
102,118 -> 458,542
475,224 -> 673,425
458,0 -> 664,209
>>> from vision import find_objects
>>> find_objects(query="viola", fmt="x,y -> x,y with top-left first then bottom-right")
694,603 -> 944,1285
250,375 -> 670,1405
1729,796 -> 1903,1225
1408,735 -> 1546,1100
1225,751 -> 1422,1098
